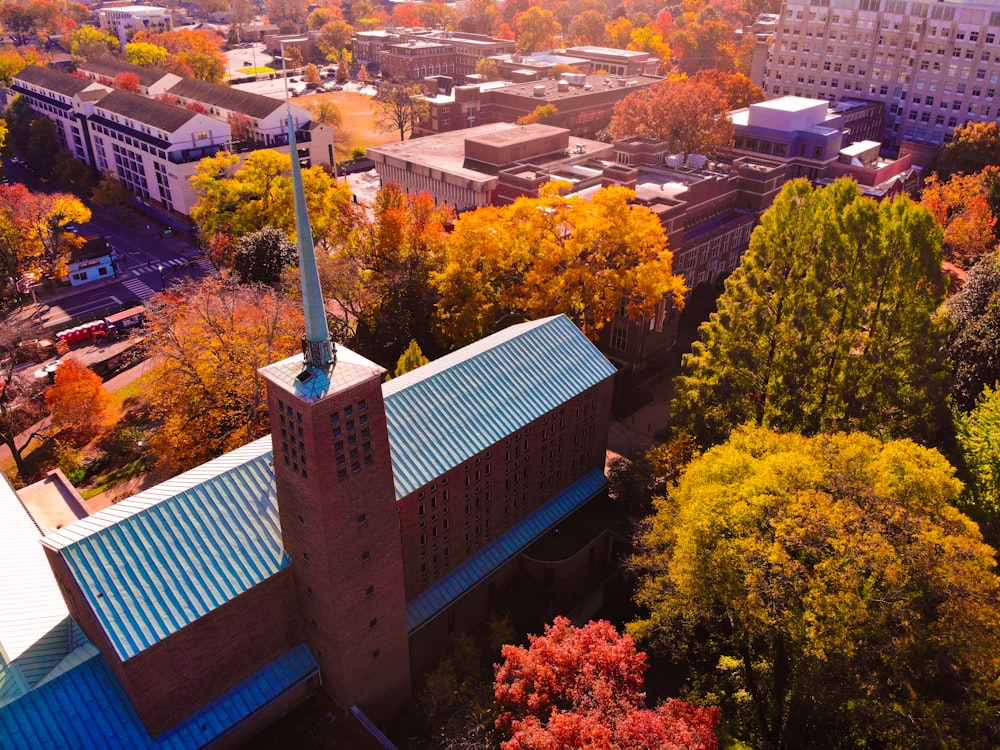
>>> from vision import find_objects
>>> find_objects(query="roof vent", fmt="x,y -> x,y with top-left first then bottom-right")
533,84 -> 546,97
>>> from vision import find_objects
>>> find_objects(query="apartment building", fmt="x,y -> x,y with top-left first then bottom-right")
764,0 -> 1000,151
12,63 -> 333,219
98,4 -> 174,48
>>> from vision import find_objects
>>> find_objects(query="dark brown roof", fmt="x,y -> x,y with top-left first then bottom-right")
167,78 -> 283,120
95,89 -> 198,133
13,65 -> 99,98
79,57 -> 174,89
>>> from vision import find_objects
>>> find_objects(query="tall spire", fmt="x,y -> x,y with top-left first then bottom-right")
288,112 -> 335,370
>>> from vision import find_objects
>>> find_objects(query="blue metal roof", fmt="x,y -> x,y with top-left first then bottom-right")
0,643 -> 318,750
41,439 -> 287,662
407,468 -> 608,631
384,315 -> 616,500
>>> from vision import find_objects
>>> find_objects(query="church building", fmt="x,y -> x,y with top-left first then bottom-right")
0,112 -> 616,748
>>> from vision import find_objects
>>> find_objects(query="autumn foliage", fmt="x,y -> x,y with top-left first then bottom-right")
919,172 -> 998,267
495,617 -> 718,750
45,359 -> 111,440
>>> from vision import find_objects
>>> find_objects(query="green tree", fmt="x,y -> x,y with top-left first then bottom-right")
143,278 -> 304,477
26,117 -> 57,175
672,178 -> 951,450
372,81 -> 428,141
434,183 -> 686,346
52,151 -> 95,195
394,339 -> 429,376
956,385 -> 1000,534
931,121 -> 1000,181
946,251 -> 1000,410
632,426 -> 1000,750
231,225 -> 298,287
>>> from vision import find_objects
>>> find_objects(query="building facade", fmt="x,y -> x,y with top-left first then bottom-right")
353,28 -> 517,81
98,5 -> 174,48
12,63 -> 333,218
764,0 -> 1000,151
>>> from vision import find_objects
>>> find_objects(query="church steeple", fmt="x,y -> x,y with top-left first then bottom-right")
288,112 -> 335,370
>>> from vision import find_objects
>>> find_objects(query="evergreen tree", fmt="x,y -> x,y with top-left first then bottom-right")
672,178 -> 952,449
946,251 -> 1000,410
394,339 -> 429,376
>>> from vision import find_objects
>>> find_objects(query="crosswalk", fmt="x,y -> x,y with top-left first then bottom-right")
117,256 -> 218,301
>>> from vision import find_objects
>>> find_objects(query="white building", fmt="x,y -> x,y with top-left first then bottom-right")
98,5 -> 174,48
764,0 -> 1000,151
12,64 -> 334,218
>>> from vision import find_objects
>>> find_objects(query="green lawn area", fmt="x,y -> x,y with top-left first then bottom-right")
239,66 -> 275,75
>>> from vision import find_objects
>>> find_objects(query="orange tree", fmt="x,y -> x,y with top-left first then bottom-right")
142,278 -> 303,477
609,77 -> 733,161
919,171 -> 998,267
45,359 -> 111,442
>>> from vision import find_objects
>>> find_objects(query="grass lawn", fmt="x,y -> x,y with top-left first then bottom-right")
296,89 -> 398,158
239,66 -> 275,75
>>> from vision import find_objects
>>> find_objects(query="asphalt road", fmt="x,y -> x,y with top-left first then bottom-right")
4,158 -> 215,329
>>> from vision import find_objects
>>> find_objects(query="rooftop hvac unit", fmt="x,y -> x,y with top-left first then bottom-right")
688,154 -> 709,169
665,154 -> 684,169
533,84 -> 546,96
617,77 -> 627,86
557,80 -> 569,92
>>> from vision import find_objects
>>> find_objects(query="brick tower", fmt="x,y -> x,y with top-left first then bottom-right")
259,113 -> 411,722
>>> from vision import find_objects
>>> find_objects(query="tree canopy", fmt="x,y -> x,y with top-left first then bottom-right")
946,251 -> 1000,410
45,359 -> 111,442
931,121 -> 1000,181
189,149 -> 355,265
434,183 -> 685,346
321,183 -> 451,365
672,178 -> 952,450
919,172 -> 998,268
495,616 -> 719,750
232,225 -> 298,287
956,384 -> 1000,533
609,77 -> 734,159
633,426 -> 1000,750
372,82 -> 428,141
142,278 -> 304,477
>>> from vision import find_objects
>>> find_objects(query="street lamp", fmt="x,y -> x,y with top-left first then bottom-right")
157,264 -> 165,291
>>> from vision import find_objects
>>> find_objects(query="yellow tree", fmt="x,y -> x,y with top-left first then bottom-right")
125,41 -> 169,68
189,149 -> 357,265
45,359 -> 111,442
515,6 -> 560,52
920,172 -> 998,268
142,278 -> 304,477
434,183 -> 685,346
633,426 -> 1000,749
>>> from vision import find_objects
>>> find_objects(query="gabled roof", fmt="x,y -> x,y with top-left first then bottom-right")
41,437 -> 286,662
167,78 -> 283,120
0,643 -> 318,749
94,89 -> 199,134
13,65 -> 100,98
79,57 -> 176,89
383,314 -> 616,500
407,468 -> 608,631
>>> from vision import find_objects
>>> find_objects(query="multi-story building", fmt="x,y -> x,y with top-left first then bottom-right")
352,28 -> 517,81
368,122 -> 615,210
98,5 -> 174,48
764,0 -> 1000,152
416,73 -> 663,139
0,117 -> 617,749
12,63 -> 333,219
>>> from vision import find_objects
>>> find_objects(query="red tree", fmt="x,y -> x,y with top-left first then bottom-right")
495,617 -> 718,750
115,72 -> 141,92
